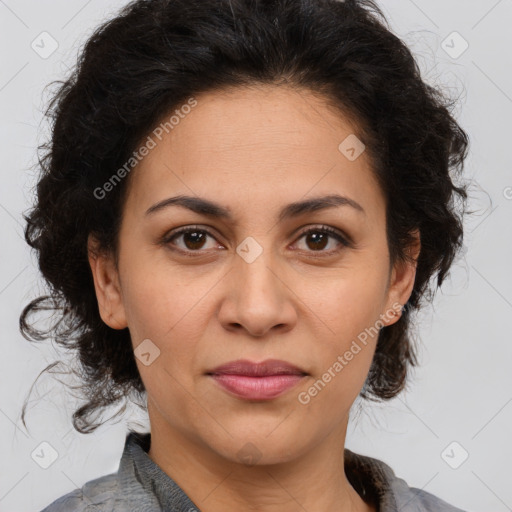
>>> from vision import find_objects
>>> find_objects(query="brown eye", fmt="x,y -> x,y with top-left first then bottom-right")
180,230 -> 208,250
294,226 -> 349,254
304,231 -> 329,251
163,227 -> 220,253
161,224 -> 350,257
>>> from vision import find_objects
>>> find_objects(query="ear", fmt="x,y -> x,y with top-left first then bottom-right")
87,234 -> 128,330
381,229 -> 421,327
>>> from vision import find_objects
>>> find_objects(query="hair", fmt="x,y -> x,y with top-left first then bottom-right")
20,0 -> 469,434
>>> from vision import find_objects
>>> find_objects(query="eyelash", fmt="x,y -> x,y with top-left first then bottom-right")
160,225 -> 351,257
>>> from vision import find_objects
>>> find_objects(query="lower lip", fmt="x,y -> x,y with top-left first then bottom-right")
210,374 -> 305,400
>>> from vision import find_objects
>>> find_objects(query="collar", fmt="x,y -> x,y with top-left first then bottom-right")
115,431 -> 455,512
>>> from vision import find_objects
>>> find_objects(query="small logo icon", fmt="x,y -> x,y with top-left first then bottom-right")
338,134 -> 365,161
31,31 -> 59,59
134,338 -> 161,366
441,441 -> 469,469
236,236 -> 263,263
237,442 -> 263,466
441,31 -> 469,59
31,441 -> 59,469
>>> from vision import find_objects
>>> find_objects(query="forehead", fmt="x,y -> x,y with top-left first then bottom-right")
125,85 -> 384,222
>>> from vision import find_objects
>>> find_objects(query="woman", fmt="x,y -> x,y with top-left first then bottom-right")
21,0 -> 470,510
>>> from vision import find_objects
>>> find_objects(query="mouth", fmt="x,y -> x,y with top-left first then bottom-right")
206,359 -> 308,401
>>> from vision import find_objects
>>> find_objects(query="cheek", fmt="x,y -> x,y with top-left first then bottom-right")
302,266 -> 387,401
118,264 -> 216,406
120,251 -> 214,345
300,294 -> 380,420
124,268 -> 207,414
315,267 -> 388,344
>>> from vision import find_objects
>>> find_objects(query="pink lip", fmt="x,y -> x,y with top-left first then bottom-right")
207,359 -> 307,400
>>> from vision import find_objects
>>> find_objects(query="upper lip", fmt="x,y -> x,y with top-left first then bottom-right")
207,359 -> 308,377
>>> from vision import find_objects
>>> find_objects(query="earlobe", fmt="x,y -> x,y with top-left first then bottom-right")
382,229 -> 421,326
87,234 -> 128,330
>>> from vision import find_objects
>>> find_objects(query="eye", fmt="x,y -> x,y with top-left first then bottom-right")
162,224 -> 351,257
292,225 -> 350,254
161,225 -> 222,254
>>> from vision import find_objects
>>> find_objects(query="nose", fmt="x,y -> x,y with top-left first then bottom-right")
217,247 -> 297,338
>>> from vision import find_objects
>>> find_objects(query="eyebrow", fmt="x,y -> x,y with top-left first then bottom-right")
145,193 -> 365,221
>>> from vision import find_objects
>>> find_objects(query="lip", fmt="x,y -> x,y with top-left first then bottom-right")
206,359 -> 308,401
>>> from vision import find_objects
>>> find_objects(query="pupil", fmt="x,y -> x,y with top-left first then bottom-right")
307,232 -> 327,250
184,231 -> 205,250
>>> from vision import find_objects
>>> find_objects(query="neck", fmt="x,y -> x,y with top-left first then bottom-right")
146,402 -> 375,512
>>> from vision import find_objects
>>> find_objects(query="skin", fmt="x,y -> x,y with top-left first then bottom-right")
88,84 -> 420,512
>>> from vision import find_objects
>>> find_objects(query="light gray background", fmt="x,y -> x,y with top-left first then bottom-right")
1,1 -> 511,511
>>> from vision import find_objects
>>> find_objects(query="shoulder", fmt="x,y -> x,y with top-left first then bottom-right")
391,476 -> 467,512
344,448 -> 467,512
39,472 -> 120,512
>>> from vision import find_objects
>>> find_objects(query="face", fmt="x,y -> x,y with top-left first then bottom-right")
89,84 -> 418,465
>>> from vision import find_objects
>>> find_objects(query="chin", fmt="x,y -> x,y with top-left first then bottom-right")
199,424 -> 313,467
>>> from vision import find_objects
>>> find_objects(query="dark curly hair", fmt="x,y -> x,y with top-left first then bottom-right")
20,0 -> 470,434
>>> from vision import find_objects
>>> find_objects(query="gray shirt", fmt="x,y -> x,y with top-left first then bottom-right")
40,431 -> 466,512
